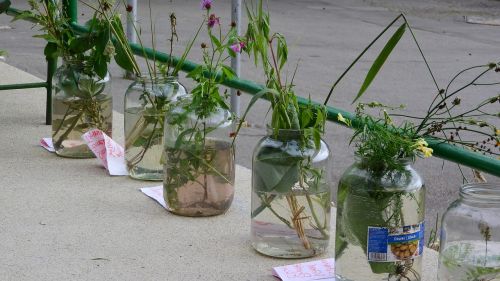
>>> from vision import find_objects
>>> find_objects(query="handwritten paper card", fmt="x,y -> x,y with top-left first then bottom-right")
272,258 -> 335,281
140,185 -> 167,208
82,129 -> 128,176
40,138 -> 55,152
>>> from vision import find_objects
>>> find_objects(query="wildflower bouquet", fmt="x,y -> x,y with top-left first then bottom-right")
86,0 -> 201,179
239,0 -> 332,258
16,0 -> 115,157
332,14 -> 499,280
162,0 -> 241,216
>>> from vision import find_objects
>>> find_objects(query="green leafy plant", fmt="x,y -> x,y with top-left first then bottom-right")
328,13 -> 498,281
238,0 -> 330,252
17,0 -> 114,78
84,0 -> 206,176
163,1 -> 241,213
16,1 -> 116,156
324,14 -> 500,174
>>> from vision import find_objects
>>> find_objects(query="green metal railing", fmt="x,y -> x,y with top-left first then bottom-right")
1,3 -> 56,126
2,0 -> 499,177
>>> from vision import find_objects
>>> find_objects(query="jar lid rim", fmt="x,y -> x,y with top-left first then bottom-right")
135,75 -> 178,82
460,183 -> 500,202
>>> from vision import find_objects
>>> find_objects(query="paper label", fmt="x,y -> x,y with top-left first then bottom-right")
272,258 -> 335,281
40,138 -> 55,152
367,222 -> 424,262
140,185 -> 167,209
81,129 -> 128,176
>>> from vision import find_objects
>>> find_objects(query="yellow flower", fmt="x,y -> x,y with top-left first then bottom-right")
415,138 -> 428,148
414,138 -> 433,158
337,113 -> 350,126
419,146 -> 433,158
495,129 -> 500,136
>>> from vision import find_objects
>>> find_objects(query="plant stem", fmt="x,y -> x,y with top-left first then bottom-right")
255,194 -> 292,228
54,110 -> 84,148
286,195 -> 311,249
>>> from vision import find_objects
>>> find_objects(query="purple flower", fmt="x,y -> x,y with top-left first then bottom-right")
207,14 -> 220,28
200,0 -> 212,10
230,42 -> 245,53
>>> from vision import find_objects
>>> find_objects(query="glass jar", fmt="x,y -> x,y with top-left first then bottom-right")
124,76 -> 186,181
438,183 -> 500,281
250,129 -> 332,258
52,60 -> 112,158
335,158 -> 425,281
163,96 -> 235,217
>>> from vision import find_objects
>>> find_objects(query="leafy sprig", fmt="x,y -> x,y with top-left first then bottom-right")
17,0 -> 114,79
242,0 -> 326,144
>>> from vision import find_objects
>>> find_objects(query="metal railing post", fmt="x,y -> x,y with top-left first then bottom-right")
63,0 -> 78,23
230,0 -> 242,120
45,52 -> 57,125
125,0 -> 137,78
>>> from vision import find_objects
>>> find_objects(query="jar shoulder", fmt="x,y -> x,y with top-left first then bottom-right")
339,162 -> 424,192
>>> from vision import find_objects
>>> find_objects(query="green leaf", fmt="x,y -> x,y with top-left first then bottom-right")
69,36 -> 94,53
186,65 -> 203,79
43,43 -> 58,59
232,88 -> 279,144
210,34 -> 221,49
276,34 -> 288,70
111,16 -> 134,72
94,57 -> 108,79
253,148 -> 301,193
33,34 -> 55,42
174,128 -> 197,149
221,65 -> 236,80
0,0 -> 10,14
353,23 -> 406,104
95,28 -> 110,54
12,10 -> 38,23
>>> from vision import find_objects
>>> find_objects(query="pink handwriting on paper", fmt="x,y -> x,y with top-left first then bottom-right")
272,258 -> 335,281
82,129 -> 128,176
40,138 -> 55,152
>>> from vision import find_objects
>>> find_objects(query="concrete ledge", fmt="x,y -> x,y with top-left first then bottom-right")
0,62 -> 438,280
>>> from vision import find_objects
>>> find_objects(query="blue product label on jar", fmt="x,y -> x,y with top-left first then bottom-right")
367,222 -> 424,262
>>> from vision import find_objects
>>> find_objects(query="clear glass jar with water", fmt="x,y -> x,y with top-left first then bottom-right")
335,158 -> 425,281
251,129 -> 332,258
163,95 -> 235,217
124,76 -> 186,181
438,183 -> 500,281
52,60 -> 112,158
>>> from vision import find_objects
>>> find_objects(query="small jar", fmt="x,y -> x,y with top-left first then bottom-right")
52,60 -> 112,158
124,76 -> 186,181
438,183 -> 500,281
251,129 -> 332,258
335,158 -> 425,281
163,95 -> 235,217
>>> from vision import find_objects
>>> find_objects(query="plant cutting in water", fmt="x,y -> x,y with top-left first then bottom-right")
322,12 -> 499,281
236,0 -> 331,257
162,0 -> 241,216
86,0 -> 202,178
17,0 -> 116,156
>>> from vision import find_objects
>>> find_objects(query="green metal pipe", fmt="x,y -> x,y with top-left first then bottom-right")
125,38 -> 500,177
4,16 -> 499,177
0,82 -> 47,90
63,0 -> 78,23
427,139 -> 499,177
